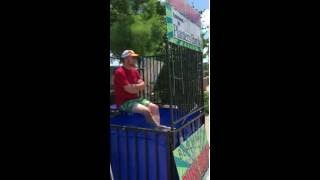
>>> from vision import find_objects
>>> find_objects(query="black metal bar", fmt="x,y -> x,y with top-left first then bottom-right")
188,47 -> 192,114
178,45 -> 182,120
186,47 -> 190,115
167,43 -> 174,130
200,53 -> 204,107
191,118 -> 195,133
173,106 -> 204,125
191,51 -> 195,112
147,57 -> 149,99
154,56 -> 156,102
184,48 -> 192,113
193,118 -> 196,132
156,56 -> 159,103
174,44 -> 178,122
175,112 -> 205,132
181,45 -> 184,115
149,57 -> 151,100
110,163 -> 114,180
189,123 -> 193,140
178,129 -> 183,144
144,57 -> 147,99
144,58 -> 147,99
172,45 -> 175,120
193,67 -> 196,111
158,56 -> 161,104
171,44 -> 176,121
190,48 -> 194,113
144,56 -> 147,99
138,56 -> 141,69
110,124 -> 171,133
198,52 -> 201,105
172,130 -> 176,156
148,57 -> 151,101
152,56 -> 155,102
138,57 -> 142,98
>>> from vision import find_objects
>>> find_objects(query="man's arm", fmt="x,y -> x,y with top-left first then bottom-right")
115,70 -> 140,94
136,70 -> 145,91
136,79 -> 145,90
123,80 -> 144,94
123,84 -> 140,94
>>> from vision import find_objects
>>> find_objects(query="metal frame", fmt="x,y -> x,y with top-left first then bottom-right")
110,164 -> 114,180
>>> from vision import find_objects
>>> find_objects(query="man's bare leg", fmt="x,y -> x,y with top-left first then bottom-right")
147,103 -> 161,125
132,103 -> 159,126
147,103 -> 172,130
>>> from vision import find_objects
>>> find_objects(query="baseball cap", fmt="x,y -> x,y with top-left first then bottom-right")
121,50 -> 139,59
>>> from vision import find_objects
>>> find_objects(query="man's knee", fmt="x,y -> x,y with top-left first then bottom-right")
133,105 -> 152,115
142,108 -> 152,116
148,103 -> 159,111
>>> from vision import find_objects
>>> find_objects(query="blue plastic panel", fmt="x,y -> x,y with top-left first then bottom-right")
110,108 -> 203,180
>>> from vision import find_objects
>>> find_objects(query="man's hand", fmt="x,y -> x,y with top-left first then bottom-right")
136,79 -> 145,91
124,84 -> 139,94
123,80 -> 144,94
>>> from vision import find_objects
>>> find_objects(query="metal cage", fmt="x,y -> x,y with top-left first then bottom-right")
110,42 -> 205,180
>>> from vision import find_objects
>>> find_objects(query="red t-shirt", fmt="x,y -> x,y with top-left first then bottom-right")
113,66 -> 141,107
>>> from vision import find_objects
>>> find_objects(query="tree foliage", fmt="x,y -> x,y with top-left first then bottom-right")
110,0 -> 209,58
204,91 -> 209,114
110,0 -> 166,56
203,62 -> 209,77
201,31 -> 209,58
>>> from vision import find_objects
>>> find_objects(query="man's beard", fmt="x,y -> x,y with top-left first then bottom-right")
130,63 -> 136,67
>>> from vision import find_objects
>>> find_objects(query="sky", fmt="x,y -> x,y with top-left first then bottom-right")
187,0 -> 209,11
160,0 -> 209,12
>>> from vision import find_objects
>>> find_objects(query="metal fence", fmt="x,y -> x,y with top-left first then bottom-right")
110,43 -> 204,127
166,42 -> 204,128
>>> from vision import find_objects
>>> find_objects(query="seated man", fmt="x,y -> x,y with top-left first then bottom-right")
113,50 -> 169,129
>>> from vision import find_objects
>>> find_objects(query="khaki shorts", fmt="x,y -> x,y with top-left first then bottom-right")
120,98 -> 151,112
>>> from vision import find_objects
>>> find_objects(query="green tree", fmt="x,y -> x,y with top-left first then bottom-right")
203,62 -> 209,77
110,0 -> 166,56
204,91 -> 209,114
201,32 -> 209,59
198,9 -> 209,61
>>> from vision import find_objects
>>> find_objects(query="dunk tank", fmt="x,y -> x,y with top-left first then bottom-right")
110,1 -> 208,179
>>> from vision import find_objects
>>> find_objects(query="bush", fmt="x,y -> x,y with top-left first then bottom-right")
204,91 -> 209,115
